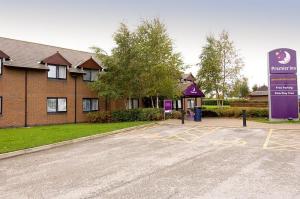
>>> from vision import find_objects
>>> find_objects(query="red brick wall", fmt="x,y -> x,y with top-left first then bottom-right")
0,66 -> 110,127
0,67 -> 26,127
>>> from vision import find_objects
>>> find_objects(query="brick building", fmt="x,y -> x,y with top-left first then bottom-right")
0,37 -> 126,128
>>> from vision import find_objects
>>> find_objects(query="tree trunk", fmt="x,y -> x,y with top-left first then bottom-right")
151,96 -> 154,108
216,90 -> 220,107
156,94 -> 159,108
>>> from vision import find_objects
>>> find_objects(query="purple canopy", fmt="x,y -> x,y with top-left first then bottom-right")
183,83 -> 205,97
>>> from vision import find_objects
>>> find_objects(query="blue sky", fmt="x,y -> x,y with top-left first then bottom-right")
0,0 -> 300,87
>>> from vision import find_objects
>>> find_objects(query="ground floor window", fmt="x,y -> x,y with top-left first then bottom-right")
47,97 -> 67,113
127,98 -> 139,109
172,99 -> 182,109
83,98 -> 99,112
187,99 -> 195,109
0,96 -> 2,114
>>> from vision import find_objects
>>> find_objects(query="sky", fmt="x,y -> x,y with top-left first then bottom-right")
0,0 -> 300,88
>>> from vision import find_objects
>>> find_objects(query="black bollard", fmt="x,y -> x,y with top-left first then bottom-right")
181,109 -> 185,124
242,110 -> 247,127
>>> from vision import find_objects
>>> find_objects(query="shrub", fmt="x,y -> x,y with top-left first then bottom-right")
111,109 -> 141,122
165,110 -> 183,119
171,111 -> 182,119
87,111 -> 112,123
139,108 -> 163,121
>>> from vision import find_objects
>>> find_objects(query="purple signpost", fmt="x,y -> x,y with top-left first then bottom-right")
268,48 -> 299,120
164,100 -> 172,120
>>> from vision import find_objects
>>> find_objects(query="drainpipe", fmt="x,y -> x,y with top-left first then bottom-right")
25,70 -> 28,127
74,76 -> 77,123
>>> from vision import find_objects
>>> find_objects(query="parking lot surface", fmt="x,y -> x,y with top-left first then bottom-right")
0,121 -> 299,199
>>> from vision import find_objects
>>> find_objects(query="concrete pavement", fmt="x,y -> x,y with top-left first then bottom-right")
0,121 -> 299,198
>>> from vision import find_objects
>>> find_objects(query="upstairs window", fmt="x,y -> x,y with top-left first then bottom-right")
48,65 -> 67,79
83,98 -> 99,112
47,97 -> 67,113
83,69 -> 99,82
0,59 -> 2,75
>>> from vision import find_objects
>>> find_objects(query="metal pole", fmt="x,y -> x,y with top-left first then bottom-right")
181,97 -> 184,124
242,110 -> 247,127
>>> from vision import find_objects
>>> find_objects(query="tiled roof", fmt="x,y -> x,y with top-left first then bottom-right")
0,37 -> 102,70
181,73 -> 195,81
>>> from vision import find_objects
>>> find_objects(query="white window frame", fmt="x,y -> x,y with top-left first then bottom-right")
47,65 -> 67,80
83,69 -> 99,82
47,97 -> 67,113
83,98 -> 99,112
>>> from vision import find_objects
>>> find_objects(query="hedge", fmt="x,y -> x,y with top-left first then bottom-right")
202,107 -> 268,118
203,99 -> 248,106
87,108 -> 163,123
87,107 -> 269,123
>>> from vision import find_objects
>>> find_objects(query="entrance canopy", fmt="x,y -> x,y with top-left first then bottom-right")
182,83 -> 205,98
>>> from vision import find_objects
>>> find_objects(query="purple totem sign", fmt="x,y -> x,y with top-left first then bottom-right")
164,100 -> 172,113
268,48 -> 299,120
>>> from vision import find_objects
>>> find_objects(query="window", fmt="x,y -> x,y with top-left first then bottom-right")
0,58 -> 2,75
47,98 -> 67,113
127,99 -> 139,109
83,98 -> 99,112
48,65 -> 67,79
0,96 -> 2,114
187,99 -> 195,109
177,100 -> 182,109
83,69 -> 99,81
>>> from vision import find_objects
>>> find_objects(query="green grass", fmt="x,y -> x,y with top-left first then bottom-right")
250,117 -> 300,124
0,122 -> 149,154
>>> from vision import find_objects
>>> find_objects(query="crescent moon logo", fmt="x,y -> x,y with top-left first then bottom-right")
277,51 -> 291,64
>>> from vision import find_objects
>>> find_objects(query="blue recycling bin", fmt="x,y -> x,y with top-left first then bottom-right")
194,107 -> 202,122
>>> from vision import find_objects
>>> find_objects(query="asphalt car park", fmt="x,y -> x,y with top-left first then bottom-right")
0,121 -> 299,199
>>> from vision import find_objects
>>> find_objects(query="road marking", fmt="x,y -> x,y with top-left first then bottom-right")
263,129 -> 273,149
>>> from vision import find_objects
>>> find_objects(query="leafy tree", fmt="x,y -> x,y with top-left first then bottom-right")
230,77 -> 250,98
91,19 -> 183,109
90,23 -> 142,108
197,36 -> 222,105
217,31 -> 244,104
197,31 -> 244,106
135,18 -> 183,107
252,84 -> 258,92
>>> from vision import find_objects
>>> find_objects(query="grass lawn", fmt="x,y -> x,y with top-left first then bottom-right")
0,122 -> 149,154
250,117 -> 300,124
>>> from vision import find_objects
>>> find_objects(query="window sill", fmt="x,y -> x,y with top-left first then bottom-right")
47,112 -> 67,115
48,78 -> 67,81
83,110 -> 99,112
83,80 -> 96,83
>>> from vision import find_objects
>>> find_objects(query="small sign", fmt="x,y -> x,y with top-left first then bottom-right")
164,100 -> 172,113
